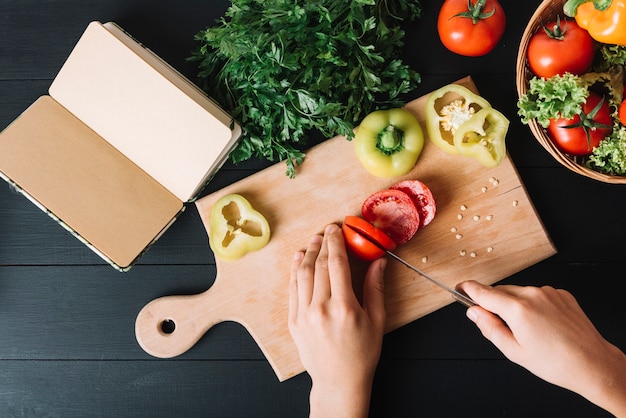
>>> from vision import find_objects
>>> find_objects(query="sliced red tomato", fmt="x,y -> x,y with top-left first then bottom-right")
389,180 -> 436,228
361,189 -> 420,246
342,216 -> 396,261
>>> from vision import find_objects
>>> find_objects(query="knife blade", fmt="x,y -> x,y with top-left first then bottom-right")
384,250 -> 478,308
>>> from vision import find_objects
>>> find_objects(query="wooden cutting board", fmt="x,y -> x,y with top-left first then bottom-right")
135,76 -> 556,381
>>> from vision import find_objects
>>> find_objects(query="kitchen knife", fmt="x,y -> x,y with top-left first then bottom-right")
384,250 -> 478,308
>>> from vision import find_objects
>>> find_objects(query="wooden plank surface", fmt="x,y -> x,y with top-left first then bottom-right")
1,1 -> 624,416
135,78 -> 556,381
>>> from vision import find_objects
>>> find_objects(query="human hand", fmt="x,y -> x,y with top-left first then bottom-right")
458,280 -> 626,417
288,224 -> 387,418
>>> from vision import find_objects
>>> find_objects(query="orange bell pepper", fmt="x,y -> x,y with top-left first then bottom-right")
564,0 -> 626,45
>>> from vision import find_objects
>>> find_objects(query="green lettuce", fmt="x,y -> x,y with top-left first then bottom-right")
517,73 -> 589,128
588,126 -> 626,175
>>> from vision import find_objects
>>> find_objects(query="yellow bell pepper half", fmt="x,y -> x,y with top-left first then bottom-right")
425,84 -> 493,155
353,108 -> 424,178
565,0 -> 626,46
453,108 -> 509,168
209,194 -> 271,261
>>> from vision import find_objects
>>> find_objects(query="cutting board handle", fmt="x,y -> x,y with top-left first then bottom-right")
135,279 -> 238,358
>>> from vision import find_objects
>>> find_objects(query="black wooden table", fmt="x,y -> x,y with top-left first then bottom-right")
1,1 -> 625,417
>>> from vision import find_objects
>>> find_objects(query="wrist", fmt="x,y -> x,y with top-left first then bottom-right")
583,343 -> 626,417
309,376 -> 374,418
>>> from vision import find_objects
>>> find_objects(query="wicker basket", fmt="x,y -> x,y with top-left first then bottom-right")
515,0 -> 626,184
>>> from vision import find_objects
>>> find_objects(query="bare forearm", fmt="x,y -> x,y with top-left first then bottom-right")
583,345 -> 626,418
309,381 -> 372,418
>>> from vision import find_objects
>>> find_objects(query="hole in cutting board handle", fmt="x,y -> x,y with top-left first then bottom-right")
160,319 -> 176,334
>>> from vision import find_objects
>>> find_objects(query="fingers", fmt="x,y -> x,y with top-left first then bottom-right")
465,305 -> 519,358
459,280 -> 520,357
457,280 -> 519,317
362,257 -> 387,329
295,233 -> 323,308
290,224 -> 384,325
288,250 -> 304,330
325,224 -> 354,301
290,224 -> 350,310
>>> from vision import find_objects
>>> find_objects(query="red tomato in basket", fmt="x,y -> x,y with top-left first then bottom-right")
526,18 -> 594,78
547,92 -> 612,156
437,0 -> 506,57
619,86 -> 626,126
342,216 -> 396,261
619,99 -> 626,126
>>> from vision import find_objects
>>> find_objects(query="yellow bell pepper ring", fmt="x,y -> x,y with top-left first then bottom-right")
565,0 -> 626,46
209,193 -> 271,261
425,84 -> 493,155
453,108 -> 509,168
353,108 -> 424,178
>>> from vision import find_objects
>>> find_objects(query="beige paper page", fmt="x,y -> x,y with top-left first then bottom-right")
0,96 -> 182,268
49,21 -> 237,202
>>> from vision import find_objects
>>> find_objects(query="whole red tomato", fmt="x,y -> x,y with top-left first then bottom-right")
527,18 -> 595,78
547,92 -> 612,156
437,0 -> 506,57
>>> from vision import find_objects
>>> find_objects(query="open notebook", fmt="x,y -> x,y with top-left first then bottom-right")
0,21 -> 242,270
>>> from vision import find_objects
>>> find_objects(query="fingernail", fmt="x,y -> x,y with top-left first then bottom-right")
466,307 -> 478,323
325,224 -> 338,234
293,251 -> 304,261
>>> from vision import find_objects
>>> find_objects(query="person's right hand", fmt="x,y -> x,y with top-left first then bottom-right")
458,280 -> 626,417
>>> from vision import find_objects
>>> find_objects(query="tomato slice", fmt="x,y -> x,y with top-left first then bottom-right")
342,216 -> 396,261
389,180 -> 436,228
361,189 -> 420,245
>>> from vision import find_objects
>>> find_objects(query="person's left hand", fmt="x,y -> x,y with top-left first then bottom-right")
288,223 -> 387,418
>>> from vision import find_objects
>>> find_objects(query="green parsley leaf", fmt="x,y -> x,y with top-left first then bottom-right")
189,0 -> 421,178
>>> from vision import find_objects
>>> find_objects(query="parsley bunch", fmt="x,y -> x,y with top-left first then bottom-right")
189,0 -> 422,177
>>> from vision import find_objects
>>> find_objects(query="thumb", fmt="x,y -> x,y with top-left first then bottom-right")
362,257 -> 387,328
466,306 -> 519,359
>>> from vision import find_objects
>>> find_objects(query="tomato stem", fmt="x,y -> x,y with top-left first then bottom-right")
559,95 -> 612,148
541,15 -> 567,40
452,0 -> 496,24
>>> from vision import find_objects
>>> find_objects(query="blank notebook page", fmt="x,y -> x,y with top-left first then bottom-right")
49,21 -> 235,202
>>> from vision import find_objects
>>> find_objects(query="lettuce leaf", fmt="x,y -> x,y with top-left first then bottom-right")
517,73 -> 588,128
588,126 -> 626,175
